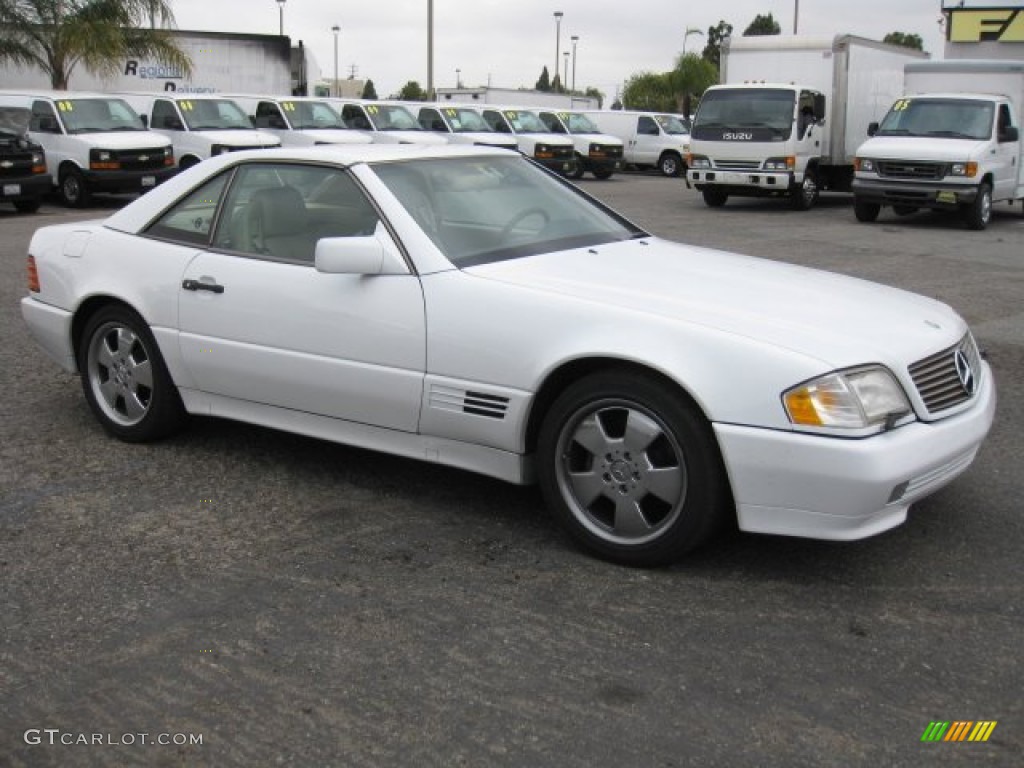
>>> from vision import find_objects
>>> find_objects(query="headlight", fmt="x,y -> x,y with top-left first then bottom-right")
687,154 -> 711,169
89,149 -> 120,170
854,157 -> 875,173
949,162 -> 978,178
783,367 -> 913,434
763,156 -> 794,171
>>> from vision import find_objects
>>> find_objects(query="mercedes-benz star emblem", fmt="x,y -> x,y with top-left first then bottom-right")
954,349 -> 976,396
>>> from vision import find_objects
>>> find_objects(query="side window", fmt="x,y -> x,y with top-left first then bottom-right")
482,111 -> 508,132
212,163 -> 379,264
419,108 -> 442,131
152,100 -> 183,130
30,100 -> 61,133
538,113 -> 563,133
145,173 -> 231,245
637,116 -> 659,136
255,102 -> 286,129
997,104 -> 1015,141
342,105 -> 372,130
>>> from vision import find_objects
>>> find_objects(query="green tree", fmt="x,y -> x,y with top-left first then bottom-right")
669,53 -> 718,115
551,73 -> 563,93
701,20 -> 733,70
0,0 -> 192,90
744,13 -> 781,36
535,66 -> 551,92
583,86 -> 604,109
361,79 -> 378,99
397,80 -> 427,101
883,31 -> 924,51
622,71 -> 675,112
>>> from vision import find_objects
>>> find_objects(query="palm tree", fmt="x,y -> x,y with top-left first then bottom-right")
0,0 -> 192,90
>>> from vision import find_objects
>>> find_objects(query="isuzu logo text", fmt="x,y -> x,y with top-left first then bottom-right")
723,132 -> 753,141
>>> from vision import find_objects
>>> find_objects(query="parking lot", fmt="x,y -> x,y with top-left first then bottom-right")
1,176 -> 1021,767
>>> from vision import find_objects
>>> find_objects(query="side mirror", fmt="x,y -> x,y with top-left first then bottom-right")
315,232 -> 408,276
868,121 -> 879,137
1000,125 -> 1018,143
140,114 -> 149,128
37,115 -> 60,133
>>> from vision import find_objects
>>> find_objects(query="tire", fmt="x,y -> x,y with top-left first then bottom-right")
592,167 -> 614,180
537,371 -> 730,566
569,155 -> 586,180
178,156 -> 200,171
702,188 -> 728,208
853,199 -> 881,223
59,166 -> 91,208
78,305 -> 186,442
13,198 -> 42,213
964,182 -> 992,231
790,169 -> 819,211
658,152 -> 683,177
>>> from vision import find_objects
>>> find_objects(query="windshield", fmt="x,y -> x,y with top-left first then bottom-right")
501,110 -> 549,133
372,155 -> 645,268
366,104 -> 421,131
178,99 -> 252,130
876,98 -> 994,140
279,100 -> 346,130
691,89 -> 795,141
57,98 -> 145,134
441,107 -> 491,133
563,113 -> 600,133
0,106 -> 31,137
655,114 -> 689,135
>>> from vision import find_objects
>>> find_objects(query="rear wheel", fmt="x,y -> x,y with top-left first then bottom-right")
853,199 -> 881,223
702,188 -> 728,208
59,167 -> 91,208
537,371 -> 729,566
964,182 -> 992,230
658,152 -> 683,177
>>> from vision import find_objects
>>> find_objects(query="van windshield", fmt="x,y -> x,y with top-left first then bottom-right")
691,89 -> 795,141
366,105 -> 421,131
876,98 -> 993,140
278,101 -> 346,130
57,98 -> 145,134
563,113 -> 601,133
0,107 -> 31,137
178,99 -> 252,130
441,108 -> 491,133
501,110 -> 549,133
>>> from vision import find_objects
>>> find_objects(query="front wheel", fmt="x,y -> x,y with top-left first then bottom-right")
537,371 -> 730,566
78,305 -> 186,442
963,182 -> 992,230
658,152 -> 683,177
853,199 -> 881,223
702,188 -> 728,208
592,167 -> 614,180
790,170 -> 819,211
59,167 -> 91,208
569,155 -> 586,180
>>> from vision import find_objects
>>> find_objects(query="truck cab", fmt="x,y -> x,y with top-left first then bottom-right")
413,104 -> 518,150
535,110 -> 624,180
0,97 -> 51,213
120,93 -> 281,170
478,106 -> 576,175
230,96 -> 372,147
687,84 -> 826,210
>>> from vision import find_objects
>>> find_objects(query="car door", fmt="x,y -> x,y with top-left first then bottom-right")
631,116 -> 660,165
170,161 -> 427,432
992,102 -> 1020,200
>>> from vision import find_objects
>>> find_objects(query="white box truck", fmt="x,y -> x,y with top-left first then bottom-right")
535,110 -> 625,180
118,93 -> 280,170
852,60 -> 1024,230
686,35 -> 926,210
580,110 -> 689,176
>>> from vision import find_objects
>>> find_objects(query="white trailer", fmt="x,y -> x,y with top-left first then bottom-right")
687,35 -> 927,210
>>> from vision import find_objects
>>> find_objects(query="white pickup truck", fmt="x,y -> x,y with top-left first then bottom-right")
852,60 -> 1024,230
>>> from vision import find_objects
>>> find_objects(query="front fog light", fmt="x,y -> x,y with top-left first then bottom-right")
784,367 -> 912,432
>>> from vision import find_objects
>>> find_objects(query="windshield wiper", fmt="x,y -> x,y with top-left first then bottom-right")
926,130 -> 978,139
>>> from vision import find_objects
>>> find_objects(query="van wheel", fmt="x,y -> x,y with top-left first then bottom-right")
60,167 -> 91,208
964,182 -> 992,230
702,188 -> 728,207
658,152 -> 683,177
853,199 -> 880,223
570,155 -> 586,179
592,168 -> 614,180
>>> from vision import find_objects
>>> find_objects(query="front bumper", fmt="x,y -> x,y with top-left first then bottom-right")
1,173 -> 52,201
852,177 -> 977,209
82,166 -> 177,195
581,155 -> 623,173
688,168 -> 798,196
535,156 -> 577,175
714,362 -> 996,541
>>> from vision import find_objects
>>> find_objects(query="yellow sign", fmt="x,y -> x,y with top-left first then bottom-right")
949,9 -> 1024,42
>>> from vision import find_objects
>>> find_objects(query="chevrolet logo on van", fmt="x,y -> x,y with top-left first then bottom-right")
723,132 -> 753,141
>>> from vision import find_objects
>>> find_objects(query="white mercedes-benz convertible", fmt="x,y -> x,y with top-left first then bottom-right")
21,145 -> 995,565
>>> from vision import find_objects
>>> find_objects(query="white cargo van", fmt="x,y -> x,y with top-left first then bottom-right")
852,60 -> 1024,230
535,110 -> 624,179
412,103 -> 518,150
686,35 -> 925,210
477,106 -> 577,175
580,110 -> 689,176
330,100 -> 448,145
117,93 -> 280,170
0,90 -> 175,207
228,96 -> 371,147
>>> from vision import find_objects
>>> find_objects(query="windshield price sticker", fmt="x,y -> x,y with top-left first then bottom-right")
57,101 -> 74,112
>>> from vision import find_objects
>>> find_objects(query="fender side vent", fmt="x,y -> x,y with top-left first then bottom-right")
463,391 -> 509,419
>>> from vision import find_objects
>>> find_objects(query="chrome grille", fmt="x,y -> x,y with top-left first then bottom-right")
908,334 -> 982,415
877,161 -> 944,180
714,160 -> 760,171
117,148 -> 168,171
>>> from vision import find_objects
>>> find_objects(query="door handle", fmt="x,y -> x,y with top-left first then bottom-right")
182,279 -> 224,294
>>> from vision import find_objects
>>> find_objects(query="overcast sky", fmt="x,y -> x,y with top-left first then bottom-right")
170,0 -> 948,98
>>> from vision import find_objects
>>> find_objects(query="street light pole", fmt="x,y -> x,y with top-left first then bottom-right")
456,68 -> 461,88
682,27 -> 703,57
427,0 -> 434,100
563,51 -> 569,96
277,0 -> 286,36
332,25 -> 339,98
794,0 -> 799,33
570,35 -> 578,96
553,11 -> 563,89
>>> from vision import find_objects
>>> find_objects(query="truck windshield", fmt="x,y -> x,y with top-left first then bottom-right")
691,89 -> 794,141
0,107 -> 31,137
178,99 -> 252,131
366,105 -> 421,131
57,98 -> 145,134
563,113 -> 601,133
876,98 -> 994,140
655,115 -> 689,135
501,110 -> 549,133
278,101 -> 346,130
441,108 -> 491,132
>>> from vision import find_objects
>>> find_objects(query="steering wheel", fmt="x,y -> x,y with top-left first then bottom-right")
499,207 -> 551,242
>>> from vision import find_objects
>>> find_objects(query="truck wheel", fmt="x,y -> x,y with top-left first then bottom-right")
570,155 -> 586,179
790,170 -> 818,211
658,152 -> 683,177
702,188 -> 728,208
13,199 -> 42,214
592,168 -> 614,180
60,167 -> 91,208
964,183 -> 992,230
853,199 -> 880,223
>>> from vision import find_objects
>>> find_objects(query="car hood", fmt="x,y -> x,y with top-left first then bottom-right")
190,129 -> 280,147
457,132 -> 517,148
463,238 -> 964,370
857,136 -> 989,160
299,129 -> 373,145
63,131 -> 172,150
573,132 -> 624,146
